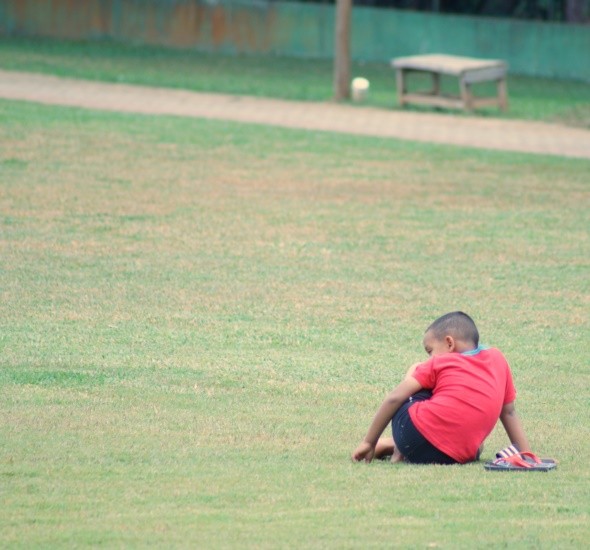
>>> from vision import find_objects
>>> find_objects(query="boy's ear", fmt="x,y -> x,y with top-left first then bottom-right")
445,335 -> 456,351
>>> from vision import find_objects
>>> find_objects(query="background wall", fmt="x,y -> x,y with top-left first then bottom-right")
0,0 -> 588,81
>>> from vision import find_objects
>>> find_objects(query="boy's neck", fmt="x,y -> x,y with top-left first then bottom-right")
454,339 -> 478,354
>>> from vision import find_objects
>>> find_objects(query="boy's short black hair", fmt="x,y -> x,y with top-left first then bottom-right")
426,311 -> 479,346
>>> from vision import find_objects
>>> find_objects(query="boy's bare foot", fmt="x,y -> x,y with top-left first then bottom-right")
374,436 -> 405,463
390,447 -> 405,463
374,437 -> 395,459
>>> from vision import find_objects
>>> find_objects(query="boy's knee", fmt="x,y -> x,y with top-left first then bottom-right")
404,362 -> 422,380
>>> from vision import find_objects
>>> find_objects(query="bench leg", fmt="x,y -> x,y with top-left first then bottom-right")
396,69 -> 407,107
431,72 -> 441,96
459,78 -> 473,111
498,78 -> 508,112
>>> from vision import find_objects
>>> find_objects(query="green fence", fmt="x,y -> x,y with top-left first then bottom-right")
0,0 -> 588,81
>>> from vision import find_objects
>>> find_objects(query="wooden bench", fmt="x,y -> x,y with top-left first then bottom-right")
391,54 -> 508,112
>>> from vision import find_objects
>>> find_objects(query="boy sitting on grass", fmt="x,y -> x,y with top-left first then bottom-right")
352,311 -> 531,465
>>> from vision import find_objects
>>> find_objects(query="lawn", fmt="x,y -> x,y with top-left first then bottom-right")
1,36 -> 590,127
1,97 -> 589,547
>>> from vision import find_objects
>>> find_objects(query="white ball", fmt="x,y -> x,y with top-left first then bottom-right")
351,77 -> 370,101
351,77 -> 370,91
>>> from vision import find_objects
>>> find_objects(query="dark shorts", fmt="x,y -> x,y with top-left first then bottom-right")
391,390 -> 458,465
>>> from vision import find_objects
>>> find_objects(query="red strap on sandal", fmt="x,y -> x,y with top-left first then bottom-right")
518,451 -> 542,464
493,454 -> 533,468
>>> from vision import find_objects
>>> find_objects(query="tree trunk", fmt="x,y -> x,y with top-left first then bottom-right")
333,0 -> 352,101
565,0 -> 585,22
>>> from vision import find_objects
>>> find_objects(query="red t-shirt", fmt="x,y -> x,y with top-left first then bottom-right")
409,347 -> 516,464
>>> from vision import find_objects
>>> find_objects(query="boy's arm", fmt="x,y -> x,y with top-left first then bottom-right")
352,377 -> 422,462
499,402 -> 531,452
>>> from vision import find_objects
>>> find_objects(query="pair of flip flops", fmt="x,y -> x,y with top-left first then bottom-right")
484,445 -> 557,472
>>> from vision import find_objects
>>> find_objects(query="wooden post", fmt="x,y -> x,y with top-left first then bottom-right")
333,0 -> 351,101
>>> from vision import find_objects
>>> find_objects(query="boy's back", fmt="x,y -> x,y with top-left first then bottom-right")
410,347 -> 516,463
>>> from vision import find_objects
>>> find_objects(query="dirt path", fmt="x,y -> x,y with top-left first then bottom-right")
1,69 -> 589,159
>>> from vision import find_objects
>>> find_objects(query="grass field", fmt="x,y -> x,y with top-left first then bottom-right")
1,37 -> 590,127
1,33 -> 589,547
1,95 -> 589,547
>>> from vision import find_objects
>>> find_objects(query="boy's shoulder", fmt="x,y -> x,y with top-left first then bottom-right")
416,347 -> 509,371
462,345 -> 505,357
461,346 -> 510,368
427,346 -> 509,367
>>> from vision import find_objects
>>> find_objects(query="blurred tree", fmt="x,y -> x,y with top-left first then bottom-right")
346,0 -> 589,21
565,0 -> 586,22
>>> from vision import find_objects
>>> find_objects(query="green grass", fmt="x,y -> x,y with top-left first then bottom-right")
1,98 -> 589,547
1,36 -> 590,126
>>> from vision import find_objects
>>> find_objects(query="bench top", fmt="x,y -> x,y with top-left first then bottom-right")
391,54 -> 506,76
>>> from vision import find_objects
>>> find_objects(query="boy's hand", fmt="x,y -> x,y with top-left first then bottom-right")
352,441 -> 375,463
352,378 -> 421,464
